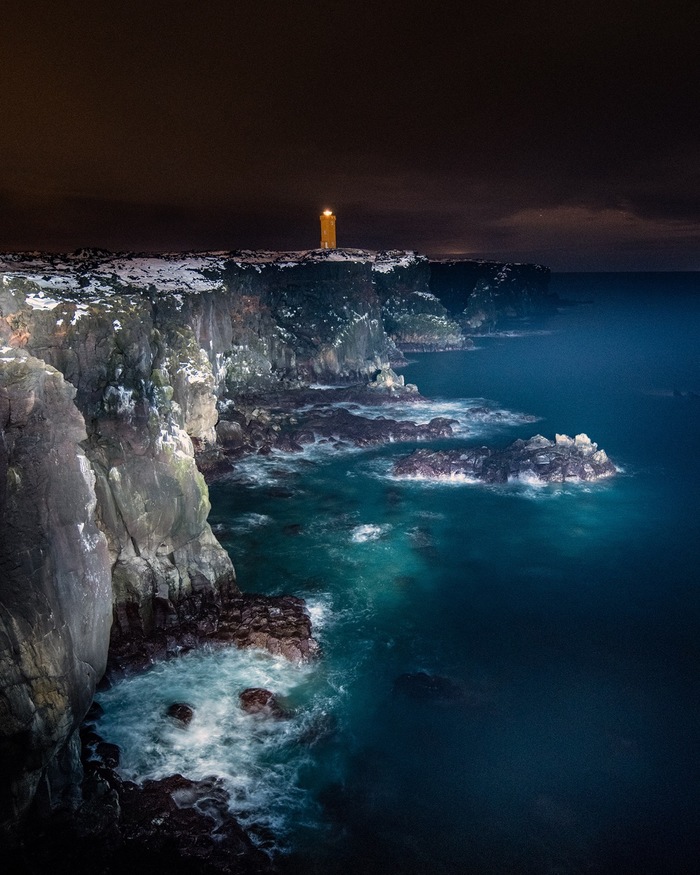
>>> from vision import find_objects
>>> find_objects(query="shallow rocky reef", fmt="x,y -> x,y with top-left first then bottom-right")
393,433 -> 616,483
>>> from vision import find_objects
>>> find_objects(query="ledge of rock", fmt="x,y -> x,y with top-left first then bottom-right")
107,592 -> 319,677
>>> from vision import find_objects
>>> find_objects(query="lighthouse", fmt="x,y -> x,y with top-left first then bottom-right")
319,209 -> 337,249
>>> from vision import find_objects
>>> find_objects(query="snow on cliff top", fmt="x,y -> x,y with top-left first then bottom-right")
0,249 -> 424,299
0,252 -> 229,296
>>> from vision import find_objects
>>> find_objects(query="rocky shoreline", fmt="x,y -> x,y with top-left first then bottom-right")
1,248 -> 562,869
107,590 -> 319,678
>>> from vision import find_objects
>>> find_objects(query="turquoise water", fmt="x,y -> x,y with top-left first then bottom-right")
98,273 -> 700,873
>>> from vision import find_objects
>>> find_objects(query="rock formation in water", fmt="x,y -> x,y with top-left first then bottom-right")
393,433 -> 616,483
0,247 -> 551,842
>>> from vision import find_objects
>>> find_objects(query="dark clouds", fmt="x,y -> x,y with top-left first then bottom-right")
1,0 -> 698,268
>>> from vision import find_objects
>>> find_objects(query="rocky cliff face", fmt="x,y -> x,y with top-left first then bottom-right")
372,251 -> 465,351
0,348 -> 113,831
0,247 -> 403,833
0,264 -> 237,650
0,249 -> 418,646
429,259 -> 554,332
0,247 -> 550,835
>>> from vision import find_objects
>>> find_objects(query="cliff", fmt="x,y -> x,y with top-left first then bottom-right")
0,247 -> 400,833
0,247 -> 549,836
372,251 -> 464,351
429,259 -> 554,332
0,349 -> 112,829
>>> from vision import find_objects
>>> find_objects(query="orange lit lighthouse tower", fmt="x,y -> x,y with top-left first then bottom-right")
320,209 -> 337,249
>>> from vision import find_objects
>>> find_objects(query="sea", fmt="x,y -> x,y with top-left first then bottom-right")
96,273 -> 700,874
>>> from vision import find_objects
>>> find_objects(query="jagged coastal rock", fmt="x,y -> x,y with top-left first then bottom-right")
0,348 -> 113,829
0,247 -> 557,853
108,591 -> 319,676
373,251 -> 466,350
393,434 -> 616,483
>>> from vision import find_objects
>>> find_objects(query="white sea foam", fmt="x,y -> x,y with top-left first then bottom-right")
226,455 -> 304,488
350,523 -> 392,542
96,646 -> 321,846
228,512 -> 274,532
303,595 -> 333,634
466,329 -> 554,338
295,396 -> 536,439
511,470 -> 549,487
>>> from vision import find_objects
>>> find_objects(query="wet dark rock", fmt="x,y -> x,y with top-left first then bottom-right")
294,407 -> 456,448
394,433 -> 616,484
295,429 -> 316,445
167,703 -> 195,726
84,701 -> 105,724
4,724 -> 274,874
214,594 -> 319,664
79,727 -> 103,752
107,592 -> 319,677
94,742 -> 121,769
274,433 -> 305,453
209,386 -> 457,472
282,523 -> 303,536
239,688 -> 291,719
117,774 -> 274,873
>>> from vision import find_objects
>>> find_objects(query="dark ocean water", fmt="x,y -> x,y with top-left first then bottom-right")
98,273 -> 700,874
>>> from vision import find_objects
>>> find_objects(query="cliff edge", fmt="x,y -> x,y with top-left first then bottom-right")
0,247 -> 550,836
0,348 -> 112,831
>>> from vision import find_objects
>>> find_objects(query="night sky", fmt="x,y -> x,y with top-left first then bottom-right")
1,0 -> 698,269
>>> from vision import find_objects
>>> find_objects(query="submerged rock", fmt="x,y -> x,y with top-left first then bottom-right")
393,433 -> 616,483
239,688 -> 291,719
166,702 -> 195,726
298,712 -> 338,747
